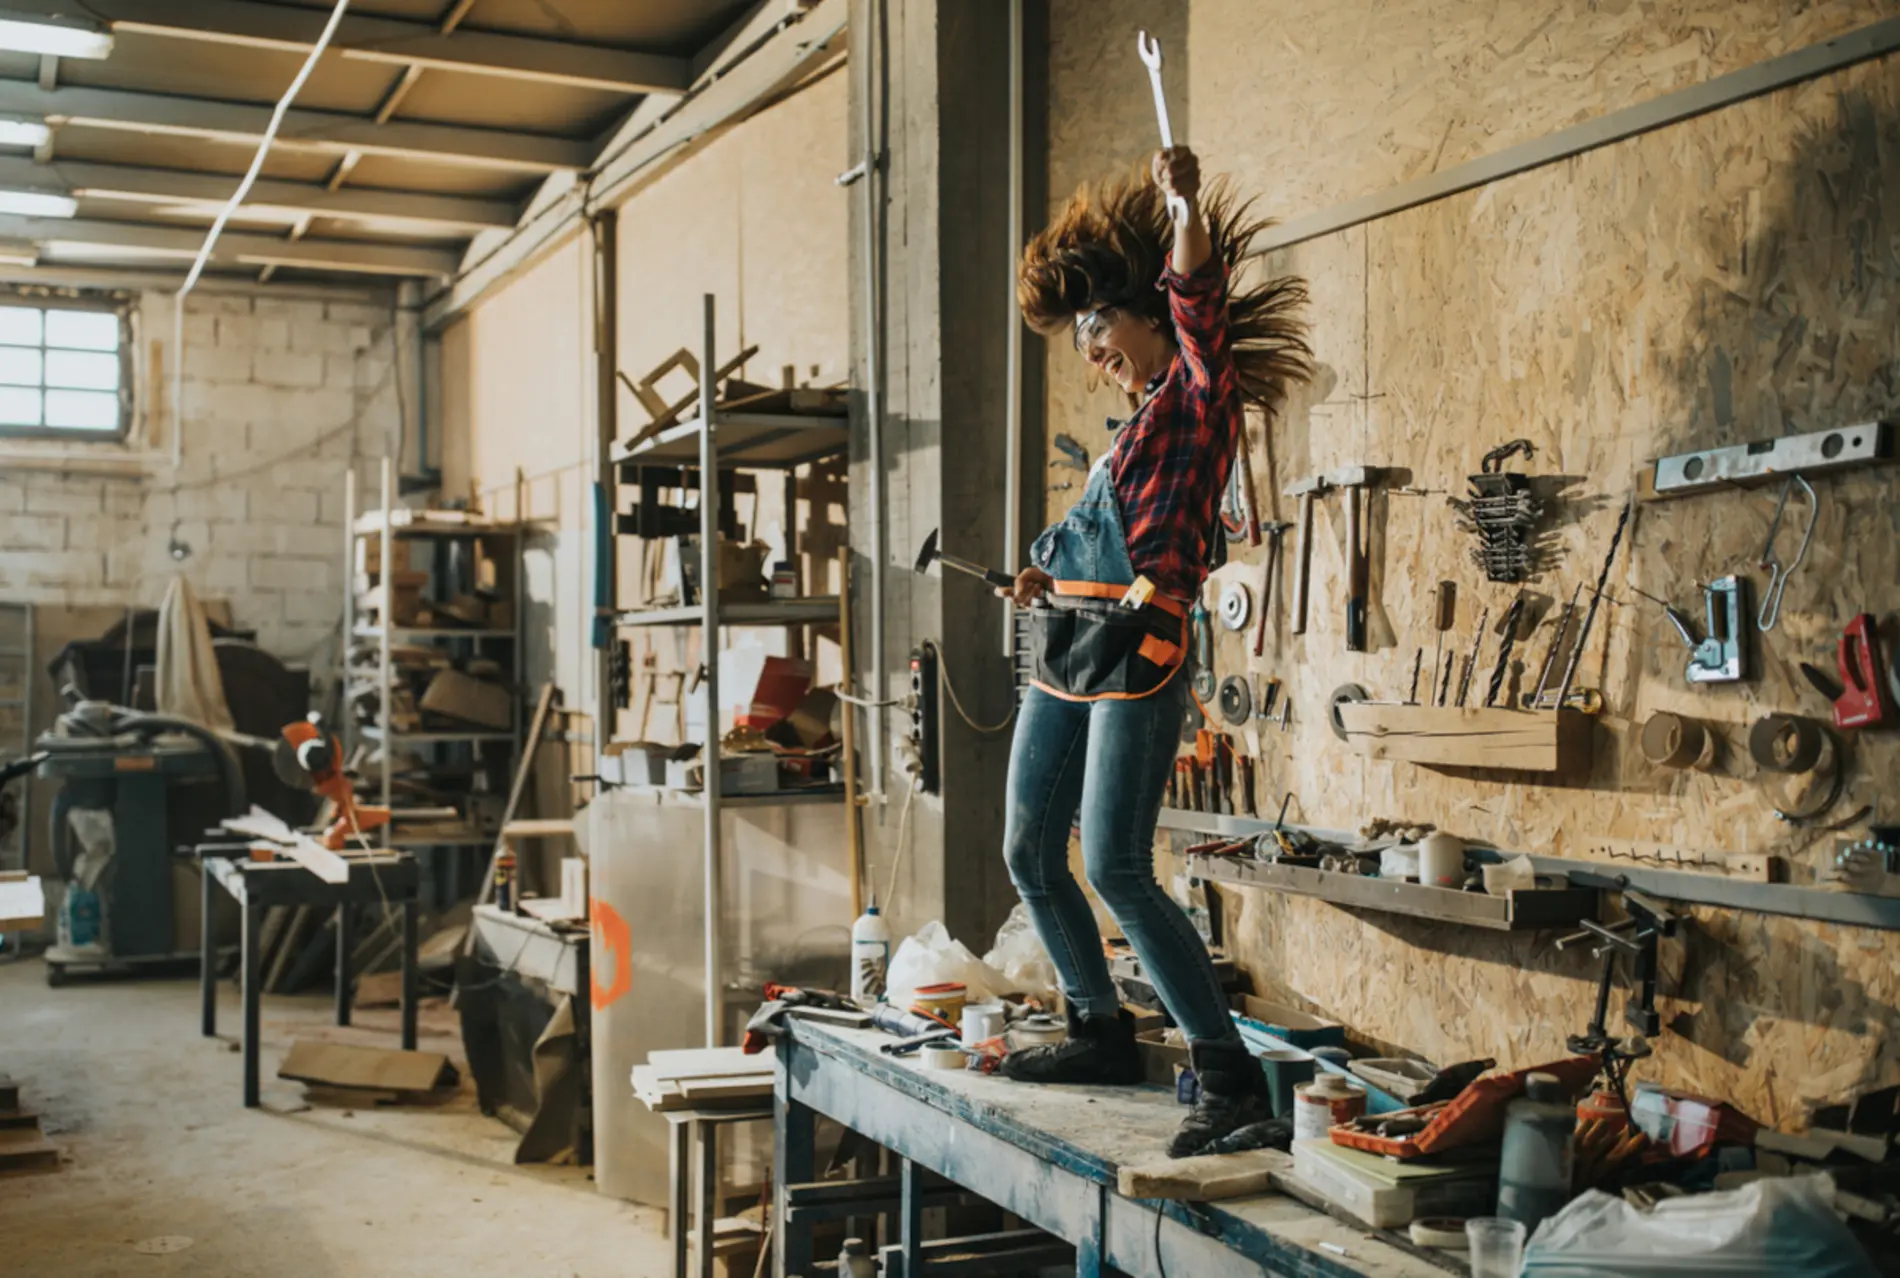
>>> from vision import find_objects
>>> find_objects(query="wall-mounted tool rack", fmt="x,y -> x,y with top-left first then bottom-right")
1333,703 -> 1590,773
1158,807 -> 1900,933
1186,851 -> 1596,932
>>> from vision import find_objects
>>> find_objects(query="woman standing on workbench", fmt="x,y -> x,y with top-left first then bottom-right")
999,145 -> 1310,1158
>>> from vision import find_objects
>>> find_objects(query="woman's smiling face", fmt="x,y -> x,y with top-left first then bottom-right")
1073,305 -> 1176,394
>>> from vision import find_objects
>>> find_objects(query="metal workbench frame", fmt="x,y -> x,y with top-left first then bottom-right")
774,1021 -> 1423,1278
196,845 -> 422,1108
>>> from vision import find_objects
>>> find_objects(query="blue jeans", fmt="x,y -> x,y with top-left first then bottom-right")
1002,677 -> 1238,1045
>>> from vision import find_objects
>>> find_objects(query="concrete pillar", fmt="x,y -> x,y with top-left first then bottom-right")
847,0 -> 1046,948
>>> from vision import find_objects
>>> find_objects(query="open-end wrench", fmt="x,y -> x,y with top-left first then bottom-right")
1136,32 -> 1189,226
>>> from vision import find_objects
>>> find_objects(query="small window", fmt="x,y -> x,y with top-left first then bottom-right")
0,298 -> 128,438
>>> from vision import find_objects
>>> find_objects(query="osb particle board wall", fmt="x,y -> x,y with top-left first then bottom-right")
1041,0 -> 1900,1122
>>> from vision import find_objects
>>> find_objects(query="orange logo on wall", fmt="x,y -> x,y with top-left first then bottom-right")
590,898 -> 633,1010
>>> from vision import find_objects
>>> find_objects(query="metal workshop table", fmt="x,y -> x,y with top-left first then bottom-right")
775,1021 -> 1444,1278
197,848 -> 422,1108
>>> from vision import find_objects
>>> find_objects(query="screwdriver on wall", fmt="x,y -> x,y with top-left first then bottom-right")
1430,582 -> 1456,706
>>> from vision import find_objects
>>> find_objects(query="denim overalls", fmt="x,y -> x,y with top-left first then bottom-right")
1002,450 -> 1240,1046
1024,455 -> 1189,701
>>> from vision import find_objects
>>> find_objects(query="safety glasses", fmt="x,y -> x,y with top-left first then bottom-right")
1072,305 -> 1118,354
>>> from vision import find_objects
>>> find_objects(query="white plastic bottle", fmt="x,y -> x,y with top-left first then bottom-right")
838,1237 -> 876,1278
850,904 -> 891,1006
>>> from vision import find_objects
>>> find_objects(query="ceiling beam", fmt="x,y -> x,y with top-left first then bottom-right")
423,0 -> 846,328
19,0 -> 689,95
0,214 -> 460,276
5,156 -> 516,231
0,81 -> 590,172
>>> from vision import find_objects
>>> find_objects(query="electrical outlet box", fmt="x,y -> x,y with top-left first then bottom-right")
908,646 -> 940,794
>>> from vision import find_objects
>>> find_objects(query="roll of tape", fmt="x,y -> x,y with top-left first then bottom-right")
1641,712 -> 1707,769
1408,1218 -> 1469,1249
1748,714 -> 1824,774
919,1045 -> 967,1071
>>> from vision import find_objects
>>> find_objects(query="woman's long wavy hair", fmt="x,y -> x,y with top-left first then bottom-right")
1018,166 -> 1312,415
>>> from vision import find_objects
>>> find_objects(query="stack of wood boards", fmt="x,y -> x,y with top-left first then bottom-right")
0,1076 -> 60,1175
631,1048 -> 773,1112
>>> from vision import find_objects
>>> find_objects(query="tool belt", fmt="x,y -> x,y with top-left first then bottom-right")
1028,580 -> 1187,702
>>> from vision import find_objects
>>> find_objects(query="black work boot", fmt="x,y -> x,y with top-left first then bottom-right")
1001,1008 -> 1143,1085
1167,1040 -> 1271,1158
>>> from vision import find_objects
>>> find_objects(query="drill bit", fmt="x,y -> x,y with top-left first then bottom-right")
1554,496 -> 1635,709
1530,583 -> 1584,707
1436,650 -> 1456,706
1456,607 -> 1490,707
1407,648 -> 1423,704
1484,595 -> 1526,707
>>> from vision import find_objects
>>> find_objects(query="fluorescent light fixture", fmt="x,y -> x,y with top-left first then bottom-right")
0,189 -> 77,218
0,115 -> 49,149
0,9 -> 113,59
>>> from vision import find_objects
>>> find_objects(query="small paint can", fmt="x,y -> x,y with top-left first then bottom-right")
1011,1013 -> 1065,1048
911,981 -> 968,1025
1293,1073 -> 1367,1142
961,1002 -> 1005,1047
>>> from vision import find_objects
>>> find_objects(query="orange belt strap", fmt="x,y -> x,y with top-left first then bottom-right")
1049,579 -> 1188,619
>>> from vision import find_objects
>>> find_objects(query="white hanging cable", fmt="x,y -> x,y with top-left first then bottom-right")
170,0 -> 353,467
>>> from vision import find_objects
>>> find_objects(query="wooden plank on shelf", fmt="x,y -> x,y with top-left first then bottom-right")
645,1047 -> 771,1081
1559,835 -> 1778,882
676,1076 -> 775,1102
501,818 -> 576,839
1335,702 -> 1589,772
464,682 -> 556,955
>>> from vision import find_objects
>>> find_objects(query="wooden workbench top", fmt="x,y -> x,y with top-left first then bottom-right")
789,1021 -> 1451,1277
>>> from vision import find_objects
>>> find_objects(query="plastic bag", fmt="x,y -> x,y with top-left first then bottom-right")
1521,1174 -> 1877,1276
885,920 -> 1007,1010
981,904 -> 1059,1003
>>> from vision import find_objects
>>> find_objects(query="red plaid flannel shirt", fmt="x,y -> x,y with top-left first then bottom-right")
1107,254 -> 1239,602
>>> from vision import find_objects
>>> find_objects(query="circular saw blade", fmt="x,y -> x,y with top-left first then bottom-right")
1218,582 -> 1252,631
1217,675 -> 1252,726
272,737 -> 315,791
1327,683 -> 1370,741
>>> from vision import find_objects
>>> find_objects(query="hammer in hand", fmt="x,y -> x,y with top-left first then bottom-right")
914,528 -> 1017,590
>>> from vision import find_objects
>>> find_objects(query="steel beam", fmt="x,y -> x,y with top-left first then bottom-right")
5,156 -> 514,230
18,0 -> 690,95
0,214 -> 459,276
0,82 -> 588,172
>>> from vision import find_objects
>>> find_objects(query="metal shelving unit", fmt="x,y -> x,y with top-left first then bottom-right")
613,597 -> 839,628
343,458 -> 525,872
612,294 -> 849,1045
0,602 -> 32,872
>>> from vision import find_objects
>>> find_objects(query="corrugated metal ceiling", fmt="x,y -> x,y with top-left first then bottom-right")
0,0 -> 760,286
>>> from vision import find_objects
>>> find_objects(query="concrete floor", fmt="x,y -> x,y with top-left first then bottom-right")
0,955 -> 672,1277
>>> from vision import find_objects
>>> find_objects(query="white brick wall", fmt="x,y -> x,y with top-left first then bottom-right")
0,288 -> 409,661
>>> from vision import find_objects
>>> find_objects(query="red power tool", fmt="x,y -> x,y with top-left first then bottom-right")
274,716 -> 391,850
1799,614 -> 1896,730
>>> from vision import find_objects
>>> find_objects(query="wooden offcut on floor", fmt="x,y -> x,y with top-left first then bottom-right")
0,956 -> 669,1277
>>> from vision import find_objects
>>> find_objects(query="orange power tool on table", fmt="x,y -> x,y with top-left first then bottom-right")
274,715 -> 390,850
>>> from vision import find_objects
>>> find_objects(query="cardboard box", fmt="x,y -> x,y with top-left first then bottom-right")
666,751 -> 779,795
721,647 -> 813,732
419,669 -> 513,729
602,741 -> 676,786
1137,1028 -> 1189,1088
